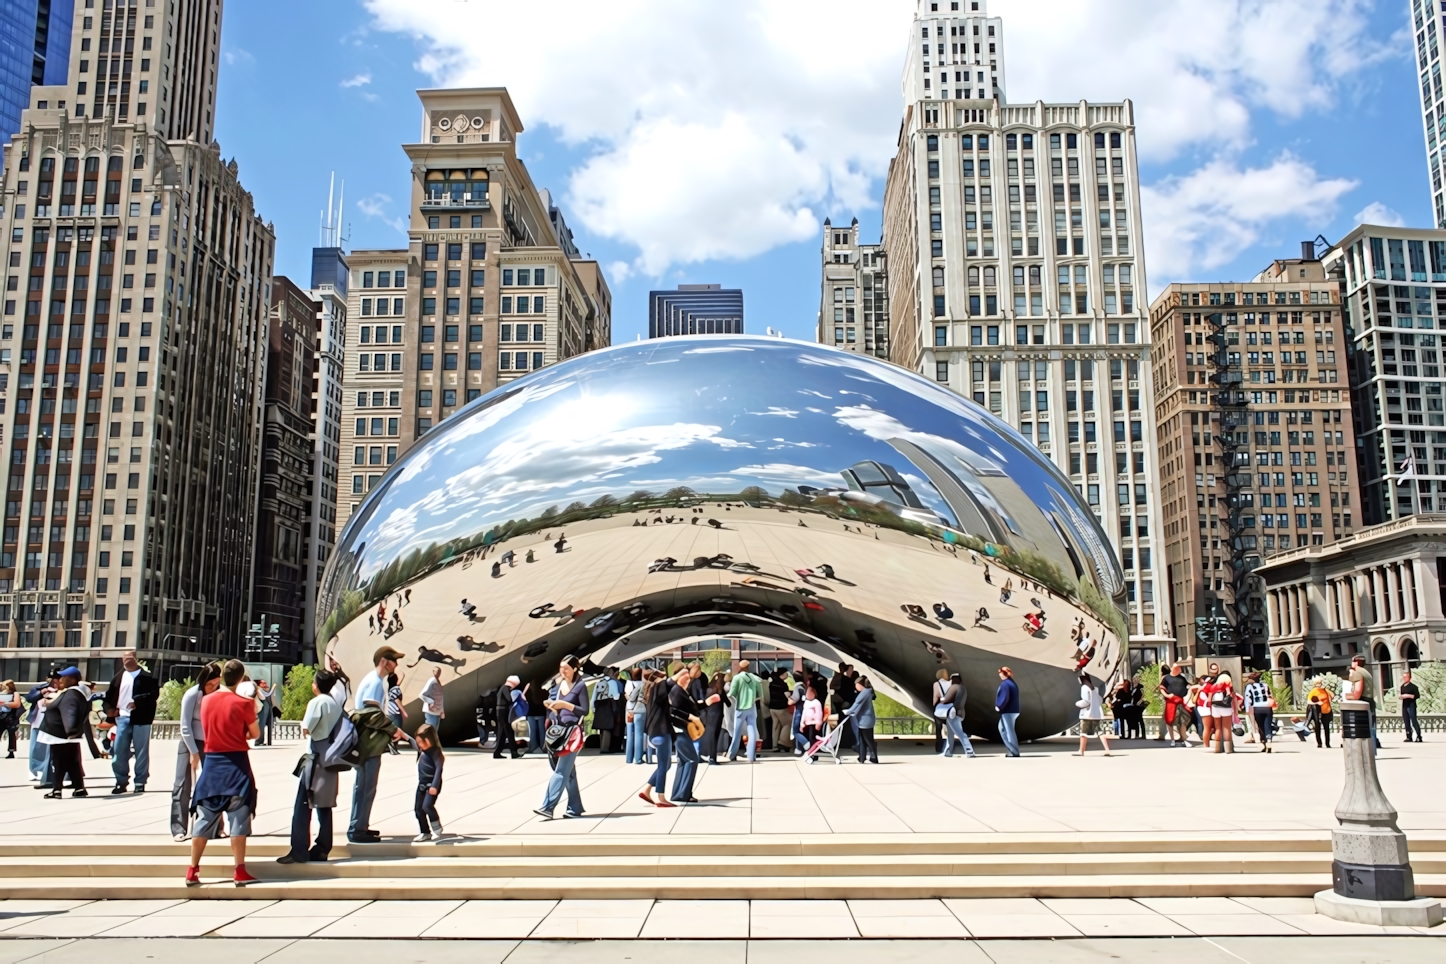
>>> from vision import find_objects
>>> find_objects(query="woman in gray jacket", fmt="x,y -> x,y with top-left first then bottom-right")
845,676 -> 878,764
941,672 -> 976,758
171,662 -> 221,840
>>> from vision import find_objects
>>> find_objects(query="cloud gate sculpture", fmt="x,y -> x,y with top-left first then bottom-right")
318,337 -> 1130,743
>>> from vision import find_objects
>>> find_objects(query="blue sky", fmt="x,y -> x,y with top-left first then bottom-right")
215,1 -> 1424,344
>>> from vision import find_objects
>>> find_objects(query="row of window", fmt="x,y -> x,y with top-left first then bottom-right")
929,236 -> 1130,260
419,295 -> 544,316
354,350 -> 549,375
952,320 -> 1139,345
359,270 -> 405,289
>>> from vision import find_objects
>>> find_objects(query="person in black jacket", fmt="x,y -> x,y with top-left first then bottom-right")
494,676 -> 521,759
102,651 -> 159,794
40,667 -> 90,798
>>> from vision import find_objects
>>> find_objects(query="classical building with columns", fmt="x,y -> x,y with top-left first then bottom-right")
1254,514 -> 1446,697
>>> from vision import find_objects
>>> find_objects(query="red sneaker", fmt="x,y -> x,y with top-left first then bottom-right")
184,866 -> 201,887
233,866 -> 259,887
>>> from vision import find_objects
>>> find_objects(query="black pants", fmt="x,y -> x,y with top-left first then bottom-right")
50,742 -> 84,792
288,777 -> 333,861
933,717 -> 944,753
856,726 -> 878,763
1253,706 -> 1274,744
1,719 -> 16,755
493,719 -> 518,758
1403,703 -> 1423,741
1313,712 -> 1332,748
415,785 -> 441,834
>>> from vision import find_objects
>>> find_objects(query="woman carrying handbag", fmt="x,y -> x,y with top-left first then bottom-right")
534,656 -> 588,820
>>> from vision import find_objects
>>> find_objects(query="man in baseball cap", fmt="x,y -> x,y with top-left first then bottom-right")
347,644 -> 405,843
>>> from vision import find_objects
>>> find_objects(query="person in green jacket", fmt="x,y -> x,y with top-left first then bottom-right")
726,660 -> 763,762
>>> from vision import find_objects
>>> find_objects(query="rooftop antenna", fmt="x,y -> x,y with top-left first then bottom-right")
320,172 -> 349,249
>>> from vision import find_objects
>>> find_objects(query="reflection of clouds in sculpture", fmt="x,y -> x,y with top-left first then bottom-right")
727,464 -> 847,486
749,407 -> 800,417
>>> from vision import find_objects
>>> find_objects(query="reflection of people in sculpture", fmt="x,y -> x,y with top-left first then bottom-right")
817,564 -> 836,580
554,535 -> 570,552
973,607 -> 990,627
459,599 -> 478,620
932,602 -> 954,620
491,562 -> 502,578
1022,611 -> 1045,636
409,647 -> 466,670
455,636 -> 496,653
649,558 -> 677,573
983,565 -> 992,585
500,549 -> 516,567
525,549 -> 536,563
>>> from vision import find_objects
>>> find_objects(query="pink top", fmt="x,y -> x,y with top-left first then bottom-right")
801,698 -> 823,726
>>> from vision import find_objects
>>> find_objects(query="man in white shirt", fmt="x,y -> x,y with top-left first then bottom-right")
103,651 -> 158,794
280,669 -> 346,864
421,667 -> 444,729
349,645 -> 402,843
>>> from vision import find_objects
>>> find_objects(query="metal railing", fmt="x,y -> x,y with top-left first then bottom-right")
18,720 -> 304,741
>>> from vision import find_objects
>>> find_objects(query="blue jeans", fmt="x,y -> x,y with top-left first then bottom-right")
649,733 -> 672,793
627,712 -> 649,764
541,750 -> 582,815
527,716 -> 547,754
998,712 -> 1020,757
672,731 -> 700,800
423,712 -> 441,730
28,727 -> 49,781
111,718 -> 151,789
792,706 -> 807,751
942,716 -> 975,757
728,707 -> 759,761
348,755 -> 381,837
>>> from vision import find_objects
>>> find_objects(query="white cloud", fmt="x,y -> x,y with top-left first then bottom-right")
363,0 -> 1392,277
1354,201 -> 1407,227
1141,154 -> 1356,282
356,192 -> 408,236
341,71 -> 372,88
222,48 -> 254,67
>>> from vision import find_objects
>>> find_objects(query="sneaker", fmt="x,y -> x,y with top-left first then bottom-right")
233,866 -> 258,887
533,808 -> 554,820
134,786 -> 145,793
184,866 -> 201,887
111,786 -> 128,795
276,854 -> 297,865
563,810 -> 584,819
431,830 -> 448,841
347,835 -> 383,844
173,833 -> 188,842
413,832 -> 433,843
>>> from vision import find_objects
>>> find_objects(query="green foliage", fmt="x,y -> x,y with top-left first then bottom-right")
1303,673 -> 1343,705
1270,677 -> 1295,713
699,649 -> 733,678
1077,575 -> 1130,647
1133,662 -> 1163,715
1391,662 -> 1446,714
281,663 -> 318,720
155,678 -> 188,722
872,691 -> 922,718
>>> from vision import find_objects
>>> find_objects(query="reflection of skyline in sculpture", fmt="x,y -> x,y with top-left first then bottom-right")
316,337 -> 1129,743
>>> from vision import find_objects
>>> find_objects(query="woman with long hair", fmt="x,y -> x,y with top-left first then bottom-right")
624,667 -> 648,765
700,672 -> 730,764
639,669 -> 675,806
1208,665 -> 1237,754
0,679 -> 21,759
535,655 -> 588,819
171,662 -> 221,840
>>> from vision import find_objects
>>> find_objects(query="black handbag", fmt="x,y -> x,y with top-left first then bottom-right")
545,722 -> 576,752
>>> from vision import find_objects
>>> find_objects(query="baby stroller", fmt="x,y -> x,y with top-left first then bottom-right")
803,722 -> 846,765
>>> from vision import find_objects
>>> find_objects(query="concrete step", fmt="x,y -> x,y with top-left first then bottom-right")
1,850 -> 1407,880
13,873 -> 1446,901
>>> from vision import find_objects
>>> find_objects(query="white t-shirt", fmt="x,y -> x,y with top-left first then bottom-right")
116,669 -> 139,719
1078,683 -> 1103,720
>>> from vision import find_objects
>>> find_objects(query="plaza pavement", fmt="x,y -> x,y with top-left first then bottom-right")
2,732 -> 1444,942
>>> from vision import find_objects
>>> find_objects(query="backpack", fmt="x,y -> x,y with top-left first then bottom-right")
322,713 -> 357,772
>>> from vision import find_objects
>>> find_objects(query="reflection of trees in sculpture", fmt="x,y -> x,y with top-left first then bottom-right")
319,483 -> 1126,647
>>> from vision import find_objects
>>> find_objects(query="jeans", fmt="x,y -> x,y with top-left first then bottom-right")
415,785 -> 441,834
672,730 -> 700,800
942,715 -> 974,757
28,727 -> 49,781
648,734 -> 672,792
1253,706 -> 1274,744
111,718 -> 151,789
856,726 -> 877,763
170,742 -> 196,837
1404,702 -> 1423,741
997,712 -> 1020,757
289,775 -> 333,860
792,706 -> 808,752
424,712 -> 441,730
527,716 -> 547,754
626,712 -> 648,764
348,755 -> 381,838
540,750 -> 583,815
728,707 -> 759,761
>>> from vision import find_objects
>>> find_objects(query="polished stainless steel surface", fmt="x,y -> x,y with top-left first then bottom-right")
319,337 -> 1128,741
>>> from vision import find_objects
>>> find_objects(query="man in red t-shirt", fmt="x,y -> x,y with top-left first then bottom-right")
187,659 -> 260,887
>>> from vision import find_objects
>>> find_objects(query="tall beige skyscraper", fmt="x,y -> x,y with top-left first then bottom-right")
818,218 -> 889,359
878,0 -> 1170,655
0,0 -> 274,682
337,88 -> 611,529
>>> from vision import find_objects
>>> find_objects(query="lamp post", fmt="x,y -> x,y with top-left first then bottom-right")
1314,699 -> 1442,926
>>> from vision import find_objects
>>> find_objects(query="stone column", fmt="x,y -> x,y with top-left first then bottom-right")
1315,699 -> 1443,925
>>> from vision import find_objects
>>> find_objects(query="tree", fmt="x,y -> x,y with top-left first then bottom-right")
281,663 -> 318,720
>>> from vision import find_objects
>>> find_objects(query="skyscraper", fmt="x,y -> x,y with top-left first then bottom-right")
879,0 -> 1170,655
818,218 -> 889,358
0,0 -> 274,683
1324,223 -> 1446,525
647,284 -> 744,338
336,88 -> 611,530
1147,248 -> 1360,663
1414,0 -> 1446,226
0,0 -> 72,143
